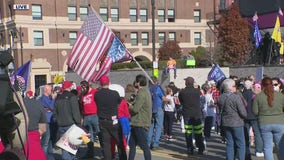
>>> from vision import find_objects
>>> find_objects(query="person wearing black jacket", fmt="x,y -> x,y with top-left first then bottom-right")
178,76 -> 205,155
94,76 -> 127,160
243,80 -> 264,159
54,81 -> 81,160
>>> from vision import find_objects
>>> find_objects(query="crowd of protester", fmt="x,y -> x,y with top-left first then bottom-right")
0,74 -> 284,160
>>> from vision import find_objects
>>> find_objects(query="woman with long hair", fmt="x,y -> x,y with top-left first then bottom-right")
253,77 -> 284,160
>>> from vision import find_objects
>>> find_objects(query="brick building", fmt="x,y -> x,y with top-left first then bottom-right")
0,0 -> 233,91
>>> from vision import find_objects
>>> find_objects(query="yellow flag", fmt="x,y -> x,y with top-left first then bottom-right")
53,75 -> 64,84
271,16 -> 281,43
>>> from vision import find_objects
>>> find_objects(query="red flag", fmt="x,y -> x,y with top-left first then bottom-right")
67,8 -> 114,82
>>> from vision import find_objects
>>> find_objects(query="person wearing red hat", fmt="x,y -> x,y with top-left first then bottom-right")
94,76 -> 127,160
54,81 -> 81,160
23,90 -> 47,160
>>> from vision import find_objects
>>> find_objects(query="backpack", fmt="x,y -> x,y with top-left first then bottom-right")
149,85 -> 164,113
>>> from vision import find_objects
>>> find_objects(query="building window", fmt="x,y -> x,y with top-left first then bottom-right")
32,5 -> 42,20
141,32 -> 148,46
100,8 -> 108,21
159,32 -> 165,45
34,31 -> 43,46
111,8 -> 119,22
140,9 -> 147,22
130,32 -> 138,45
158,9 -> 165,22
68,6 -> 77,21
130,9 -> 137,22
194,32 -> 201,45
80,7 -> 88,21
168,9 -> 175,22
194,10 -> 201,23
69,31 -> 77,46
220,0 -> 226,10
35,75 -> 47,91
169,32 -> 176,41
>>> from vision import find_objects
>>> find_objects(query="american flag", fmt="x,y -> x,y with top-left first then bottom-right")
67,8 -> 114,82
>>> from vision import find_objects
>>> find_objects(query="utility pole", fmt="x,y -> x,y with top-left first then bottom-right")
151,0 -> 158,77
151,0 -> 156,62
19,26 -> 23,66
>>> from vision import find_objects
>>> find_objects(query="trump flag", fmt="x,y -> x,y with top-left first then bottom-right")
93,37 -> 133,80
10,61 -> 31,92
207,64 -> 226,83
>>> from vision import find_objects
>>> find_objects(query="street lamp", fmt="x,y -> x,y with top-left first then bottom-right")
8,27 -> 24,66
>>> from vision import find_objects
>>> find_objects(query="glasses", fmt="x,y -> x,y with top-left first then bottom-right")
273,83 -> 279,86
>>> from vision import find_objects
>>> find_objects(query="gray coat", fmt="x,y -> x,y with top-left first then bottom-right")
218,92 -> 247,127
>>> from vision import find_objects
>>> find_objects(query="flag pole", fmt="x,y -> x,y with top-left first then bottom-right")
89,6 -> 154,84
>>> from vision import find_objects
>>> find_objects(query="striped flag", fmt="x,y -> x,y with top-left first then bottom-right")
252,12 -> 262,48
67,8 -> 114,82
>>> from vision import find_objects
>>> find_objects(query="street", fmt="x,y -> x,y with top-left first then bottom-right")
54,122 -> 277,160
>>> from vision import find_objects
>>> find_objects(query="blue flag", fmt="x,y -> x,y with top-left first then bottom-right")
107,36 -> 132,63
252,13 -> 262,48
254,21 -> 262,48
207,64 -> 226,83
10,61 -> 31,92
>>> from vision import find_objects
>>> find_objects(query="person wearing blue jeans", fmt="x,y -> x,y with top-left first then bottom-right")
253,77 -> 284,160
244,120 -> 263,157
148,77 -> 168,149
40,84 -> 57,160
129,127 -> 151,160
259,124 -> 284,160
58,126 -> 76,160
148,107 -> 164,148
41,123 -> 55,160
128,74 -> 152,160
83,115 -> 103,147
224,126 -> 246,160
218,79 -> 247,160
53,81 -> 82,160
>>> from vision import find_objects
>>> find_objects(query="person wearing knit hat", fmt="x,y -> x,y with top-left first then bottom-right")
95,76 -> 127,160
243,79 -> 264,158
53,80 -> 81,160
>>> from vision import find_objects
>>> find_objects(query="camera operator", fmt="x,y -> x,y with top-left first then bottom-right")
0,51 -> 29,160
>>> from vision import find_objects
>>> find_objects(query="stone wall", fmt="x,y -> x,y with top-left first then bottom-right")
65,65 -> 284,89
